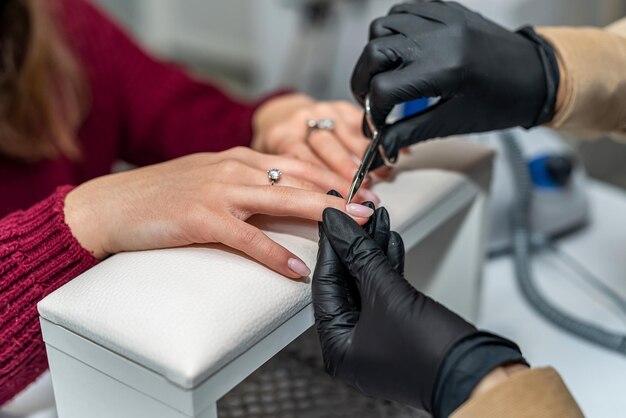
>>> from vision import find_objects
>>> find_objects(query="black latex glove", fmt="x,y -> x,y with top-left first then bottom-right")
351,0 -> 560,165
313,203 -> 478,413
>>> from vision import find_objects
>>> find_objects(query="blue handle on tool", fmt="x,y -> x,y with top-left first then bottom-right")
402,98 -> 430,117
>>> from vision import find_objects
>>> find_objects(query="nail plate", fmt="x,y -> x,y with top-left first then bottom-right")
288,258 -> 311,277
347,203 -> 375,218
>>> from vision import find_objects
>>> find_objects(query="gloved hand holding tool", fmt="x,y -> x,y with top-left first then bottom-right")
313,193 -> 527,416
350,0 -> 560,167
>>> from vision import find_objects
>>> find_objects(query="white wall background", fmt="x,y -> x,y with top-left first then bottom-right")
95,0 -> 626,99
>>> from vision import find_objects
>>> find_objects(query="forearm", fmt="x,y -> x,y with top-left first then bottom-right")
452,367 -> 583,418
538,18 -> 626,138
0,187 -> 98,405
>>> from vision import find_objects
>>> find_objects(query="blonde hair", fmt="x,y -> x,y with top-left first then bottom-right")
0,0 -> 87,161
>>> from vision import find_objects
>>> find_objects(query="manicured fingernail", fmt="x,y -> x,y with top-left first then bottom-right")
347,203 -> 375,218
288,258 -> 311,277
360,189 -> 381,205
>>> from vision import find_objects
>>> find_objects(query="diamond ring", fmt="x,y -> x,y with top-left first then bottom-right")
267,168 -> 282,186
305,118 -> 336,145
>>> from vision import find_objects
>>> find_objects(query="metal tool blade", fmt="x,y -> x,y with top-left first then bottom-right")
347,96 -> 380,203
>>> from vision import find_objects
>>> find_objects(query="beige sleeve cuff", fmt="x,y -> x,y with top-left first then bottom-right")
536,25 -> 626,139
451,367 -> 583,418
606,17 -> 626,37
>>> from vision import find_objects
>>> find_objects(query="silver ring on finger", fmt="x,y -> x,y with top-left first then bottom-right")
267,168 -> 282,186
305,118 -> 336,145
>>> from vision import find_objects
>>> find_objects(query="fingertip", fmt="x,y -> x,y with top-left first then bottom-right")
378,206 -> 390,226
389,230 -> 404,249
389,3 -> 414,15
363,203 -> 377,237
369,16 -> 394,40
371,206 -> 390,235
323,198 -> 373,229
362,201 -> 375,210
346,203 -> 375,218
327,189 -> 343,198
368,207 -> 390,250
288,258 -> 312,278
388,4 -> 403,14
387,230 -> 405,275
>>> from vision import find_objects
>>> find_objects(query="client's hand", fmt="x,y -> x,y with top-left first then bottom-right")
252,94 -> 379,199
313,204 -> 526,415
64,148 -> 374,279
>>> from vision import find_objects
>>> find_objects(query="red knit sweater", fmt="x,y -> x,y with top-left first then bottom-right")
0,0 -> 270,404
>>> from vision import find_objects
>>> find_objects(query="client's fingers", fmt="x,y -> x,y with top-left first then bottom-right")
209,159 -> 324,192
258,169 -> 323,192
307,129 -> 360,181
217,218 -> 310,279
331,102 -> 370,158
286,143 -> 326,167
234,186 -> 374,225
242,153 -> 380,205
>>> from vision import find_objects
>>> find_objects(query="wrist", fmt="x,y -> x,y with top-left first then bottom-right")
469,363 -> 529,399
64,185 -> 109,260
553,53 -> 567,115
433,332 -> 527,418
516,27 -> 560,126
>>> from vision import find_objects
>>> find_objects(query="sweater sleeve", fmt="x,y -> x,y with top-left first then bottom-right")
451,368 -> 583,418
0,186 -> 98,406
536,18 -> 626,139
60,0 -> 279,167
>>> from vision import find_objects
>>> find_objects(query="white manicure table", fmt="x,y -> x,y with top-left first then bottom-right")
37,140 -> 494,418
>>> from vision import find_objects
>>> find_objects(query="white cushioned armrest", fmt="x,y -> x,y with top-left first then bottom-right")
38,140 -> 493,390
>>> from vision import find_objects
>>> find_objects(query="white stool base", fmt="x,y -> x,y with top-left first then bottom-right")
46,346 -> 216,418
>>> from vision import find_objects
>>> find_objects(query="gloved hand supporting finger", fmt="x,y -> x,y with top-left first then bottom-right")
316,203 -> 481,413
322,208 -> 401,300
364,205 -> 392,254
313,191 -> 360,374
